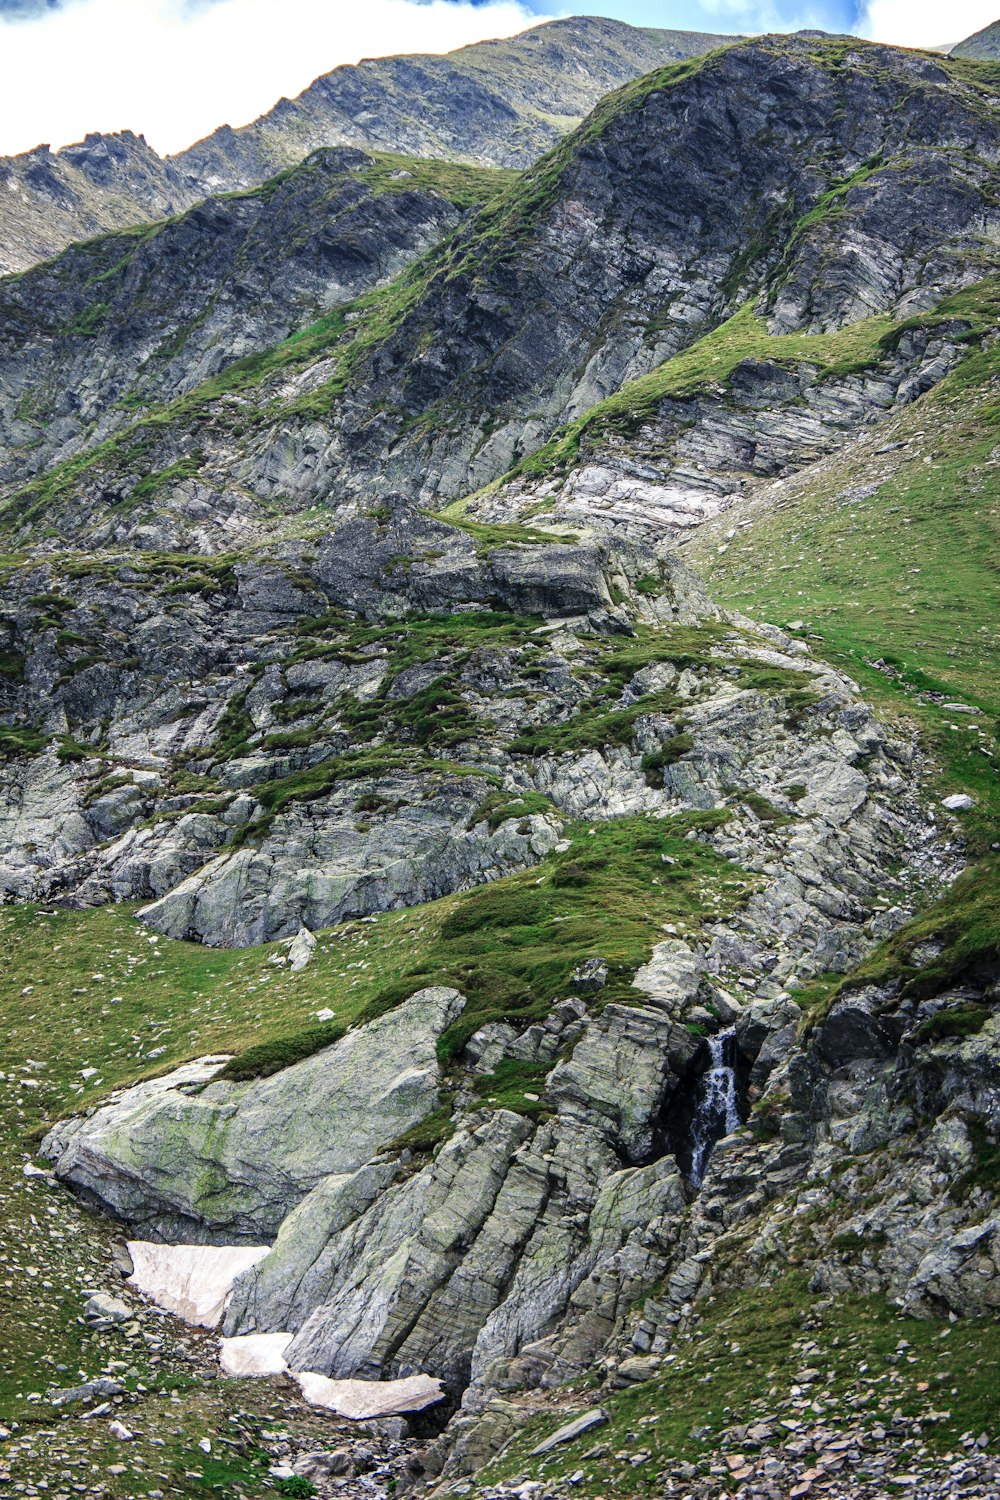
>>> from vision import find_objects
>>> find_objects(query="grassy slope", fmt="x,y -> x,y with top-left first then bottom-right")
687,281 -> 1000,997
473,1270 -> 1000,1495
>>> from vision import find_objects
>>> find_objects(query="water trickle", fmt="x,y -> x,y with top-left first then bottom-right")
688,1027 -> 740,1188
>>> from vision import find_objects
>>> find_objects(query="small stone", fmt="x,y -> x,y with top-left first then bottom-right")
83,1294 -> 131,1325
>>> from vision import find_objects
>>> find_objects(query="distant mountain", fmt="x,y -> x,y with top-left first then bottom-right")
950,17 -> 1000,56
0,16 -> 736,275
0,130 -> 201,276
173,16 -> 740,192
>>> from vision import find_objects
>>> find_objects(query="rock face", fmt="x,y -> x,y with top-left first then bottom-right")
176,17 -> 737,189
135,777 -> 559,947
0,147 -> 484,488
0,131 -> 201,277
42,987 -> 466,1240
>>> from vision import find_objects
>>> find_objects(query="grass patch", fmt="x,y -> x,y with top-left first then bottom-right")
216,1021 -> 348,1082
482,1268 -> 1000,1495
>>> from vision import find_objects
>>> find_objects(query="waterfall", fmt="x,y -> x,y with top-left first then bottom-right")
688,1027 -> 740,1188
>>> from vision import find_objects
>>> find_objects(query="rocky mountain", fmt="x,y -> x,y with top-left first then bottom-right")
0,16 -> 735,275
951,16 -> 1000,57
0,147 -> 514,497
0,129 -> 201,277
0,26 -> 998,1500
174,16 -> 740,193
4,33 -> 997,560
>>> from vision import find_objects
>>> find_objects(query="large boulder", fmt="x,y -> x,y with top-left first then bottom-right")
42,987 -> 465,1242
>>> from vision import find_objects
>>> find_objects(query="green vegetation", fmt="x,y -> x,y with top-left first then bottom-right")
0,648 -> 25,682
217,1020 -> 348,1081
849,856 -> 1000,1001
350,150 -> 519,209
222,146 -> 517,213
507,690 -> 681,757
470,1058 -> 552,1117
382,1099 -> 457,1156
66,300 -> 110,338
130,455 -> 204,505
912,1002 -> 991,1045
696,273 -> 1000,1004
482,1269 -> 1000,1496
469,789 -> 553,832
361,814 -> 754,1065
640,733 -> 694,782
0,725 -> 49,758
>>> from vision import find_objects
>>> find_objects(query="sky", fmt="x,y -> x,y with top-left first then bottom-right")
0,0 -> 996,160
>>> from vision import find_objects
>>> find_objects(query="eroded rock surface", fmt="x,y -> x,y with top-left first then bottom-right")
43,987 -> 465,1241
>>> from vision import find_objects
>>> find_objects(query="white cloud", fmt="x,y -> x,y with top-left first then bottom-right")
858,0 -> 998,49
0,0 -> 537,157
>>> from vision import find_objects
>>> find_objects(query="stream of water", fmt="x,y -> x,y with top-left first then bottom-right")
689,1027 -> 740,1188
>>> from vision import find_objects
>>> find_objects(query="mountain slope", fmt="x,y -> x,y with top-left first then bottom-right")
0,16 -> 735,276
5,34 -> 999,557
0,148 -> 514,500
0,29 -> 999,1500
0,130 -> 201,276
951,16 -> 1000,56
174,16 -> 740,191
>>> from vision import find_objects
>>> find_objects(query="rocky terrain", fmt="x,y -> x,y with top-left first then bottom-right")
0,147 -> 514,489
4,33 -> 999,562
0,129 -> 202,277
0,16 -> 734,276
173,16 -> 739,195
0,22 -> 998,1500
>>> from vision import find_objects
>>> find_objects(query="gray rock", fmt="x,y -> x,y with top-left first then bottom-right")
49,1377 -> 125,1406
530,1409 -> 609,1455
82,1294 -> 132,1325
43,988 -> 465,1241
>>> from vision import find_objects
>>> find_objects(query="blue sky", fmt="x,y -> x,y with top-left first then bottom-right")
0,0 -> 991,158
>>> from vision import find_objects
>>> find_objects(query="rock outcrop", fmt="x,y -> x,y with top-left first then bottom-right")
43,987 -> 466,1240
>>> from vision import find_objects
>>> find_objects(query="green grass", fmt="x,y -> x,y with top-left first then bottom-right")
477,1269 -> 1000,1497
349,150 -> 519,209
469,1058 -> 553,1117
0,725 -> 49,758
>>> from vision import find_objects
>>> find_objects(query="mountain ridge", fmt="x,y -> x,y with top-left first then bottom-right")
951,15 -> 1000,57
0,15 -> 737,275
